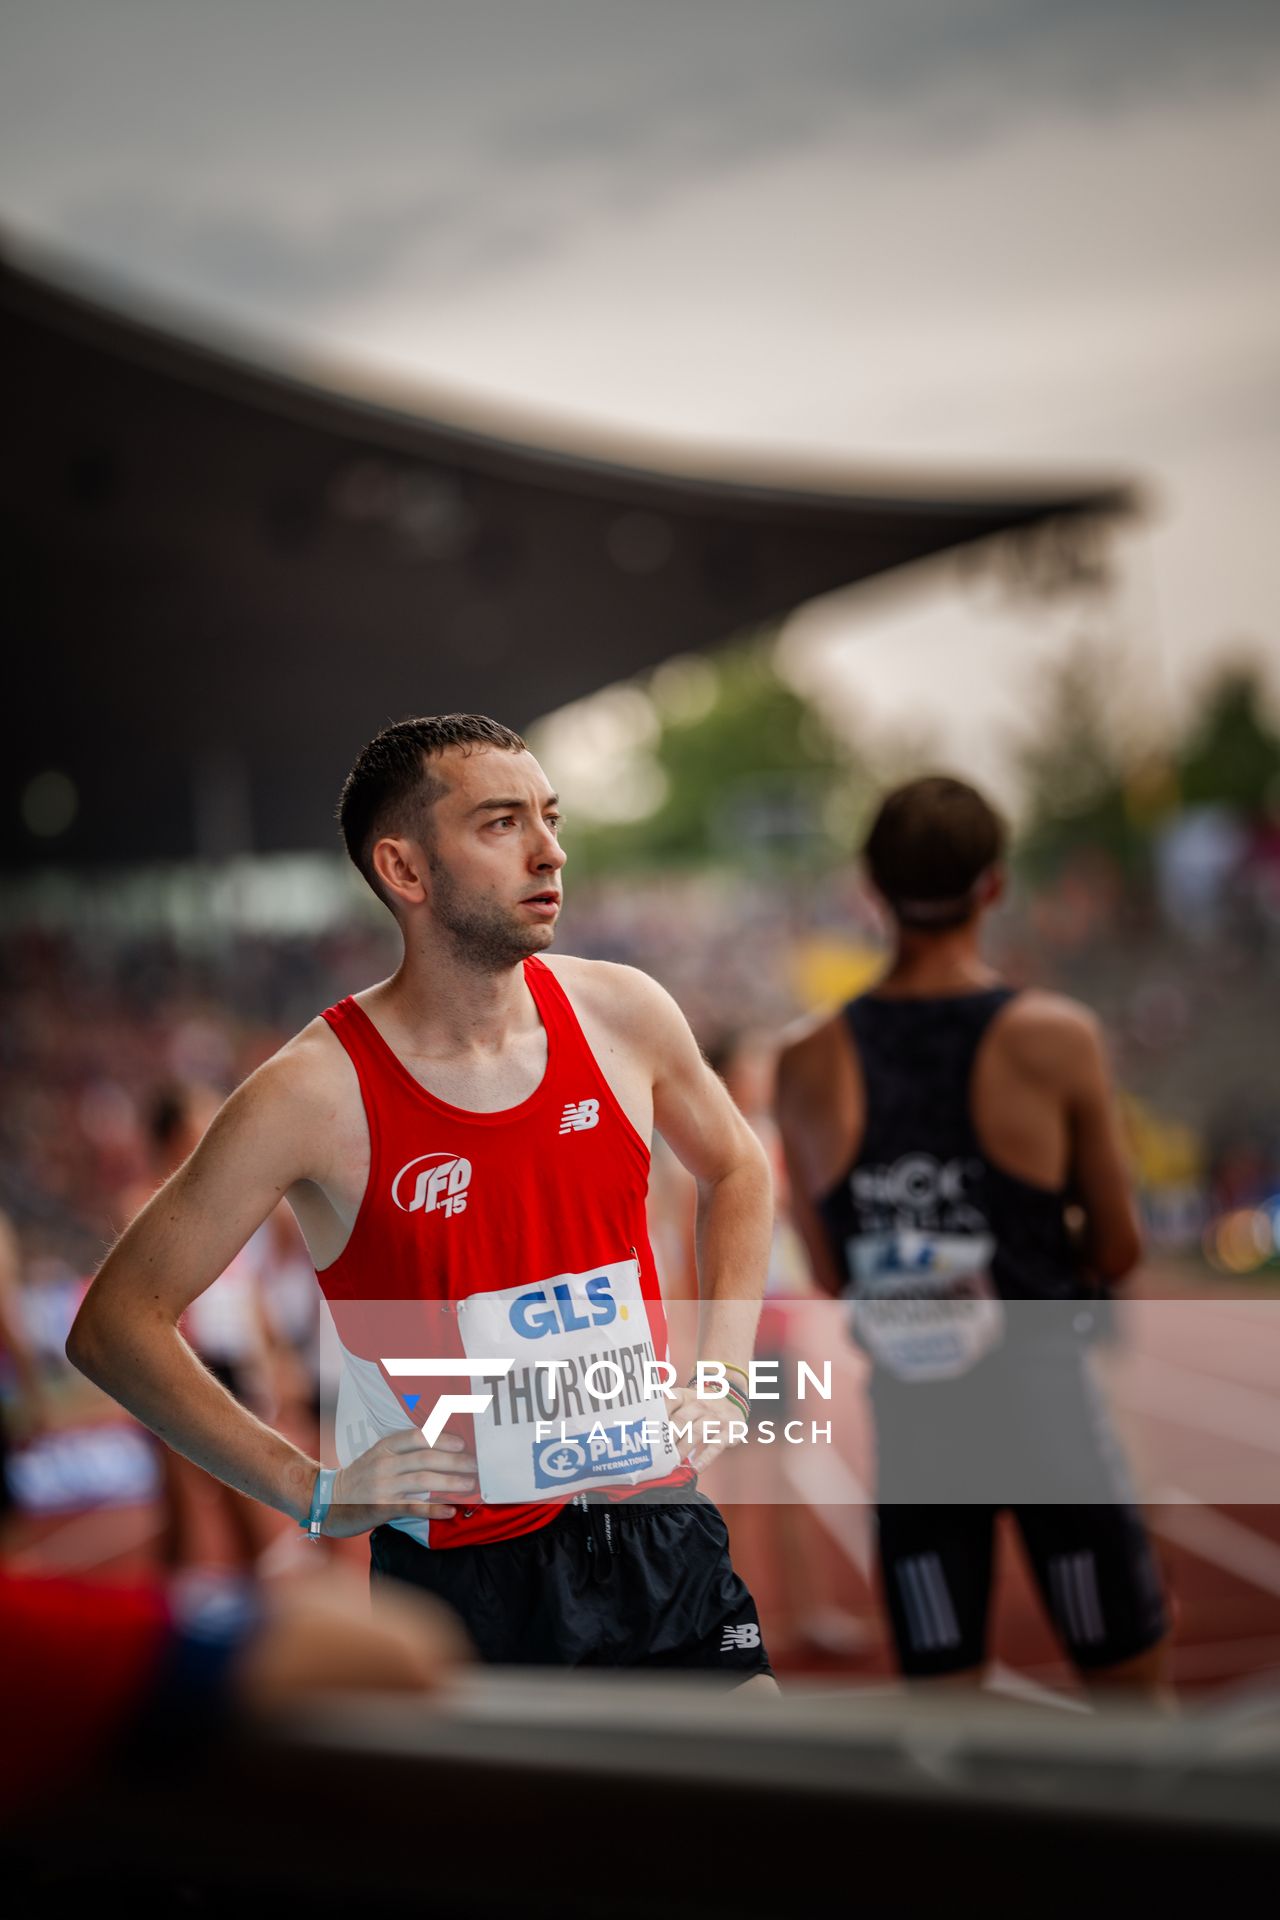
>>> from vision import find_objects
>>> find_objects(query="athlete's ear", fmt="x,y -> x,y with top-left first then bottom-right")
978,864 -> 1006,910
859,859 -> 893,935
371,834 -> 429,911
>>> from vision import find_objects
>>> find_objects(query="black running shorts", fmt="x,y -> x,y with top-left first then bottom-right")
868,1324 -> 1170,1675
876,1500 -> 1170,1676
370,1489 -> 772,1683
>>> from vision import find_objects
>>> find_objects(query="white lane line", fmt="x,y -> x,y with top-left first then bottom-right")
1150,1487 -> 1280,1599
984,1661 -> 1089,1713
781,1443 -> 874,1575
1109,1353 -> 1280,1458
8,1504 -> 162,1572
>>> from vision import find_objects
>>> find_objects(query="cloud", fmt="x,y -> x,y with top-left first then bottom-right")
3,0 -> 1278,324
55,191 -> 485,306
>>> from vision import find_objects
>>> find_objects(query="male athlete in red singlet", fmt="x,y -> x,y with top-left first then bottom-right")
68,715 -> 776,1685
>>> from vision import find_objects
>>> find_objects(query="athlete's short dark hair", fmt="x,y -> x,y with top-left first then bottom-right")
338,713 -> 526,906
862,776 -> 1006,930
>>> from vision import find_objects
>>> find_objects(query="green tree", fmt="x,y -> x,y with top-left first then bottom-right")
1015,642 -> 1150,887
1177,665 -> 1280,813
568,638 -> 865,876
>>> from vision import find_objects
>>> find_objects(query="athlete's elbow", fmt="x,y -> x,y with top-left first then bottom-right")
65,1283 -> 126,1383
64,1300 -> 104,1381
1093,1221 -> 1144,1285
702,1127 -> 770,1192
733,1125 -> 772,1199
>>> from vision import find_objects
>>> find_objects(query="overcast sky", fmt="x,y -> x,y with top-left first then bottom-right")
3,1 -> 1278,807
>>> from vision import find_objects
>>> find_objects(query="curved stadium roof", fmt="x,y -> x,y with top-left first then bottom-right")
2,250 -> 1132,867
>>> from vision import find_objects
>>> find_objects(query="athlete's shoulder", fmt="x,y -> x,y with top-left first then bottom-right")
232,1014 -> 356,1120
774,1010 -> 852,1138
776,1007 -> 848,1089
539,953 -> 679,1030
996,988 -> 1107,1084
146,1017 -> 357,1203
539,955 -> 702,1086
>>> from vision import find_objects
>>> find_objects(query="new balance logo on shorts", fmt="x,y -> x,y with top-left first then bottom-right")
559,1099 -> 600,1134
720,1623 -> 761,1652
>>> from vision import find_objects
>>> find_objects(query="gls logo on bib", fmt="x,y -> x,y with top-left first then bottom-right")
457,1258 -> 678,1501
391,1152 -> 472,1219
508,1274 -> 618,1339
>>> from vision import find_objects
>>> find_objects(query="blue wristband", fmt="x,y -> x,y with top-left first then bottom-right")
303,1467 -> 338,1539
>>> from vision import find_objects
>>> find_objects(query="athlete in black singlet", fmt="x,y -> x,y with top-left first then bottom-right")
776,777 -> 1171,1694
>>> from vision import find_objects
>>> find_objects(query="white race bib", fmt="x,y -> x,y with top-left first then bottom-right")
457,1256 -> 682,1501
846,1231 -> 1005,1381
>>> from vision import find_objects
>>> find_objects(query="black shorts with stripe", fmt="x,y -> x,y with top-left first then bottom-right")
370,1487 -> 772,1682
876,1501 -> 1170,1676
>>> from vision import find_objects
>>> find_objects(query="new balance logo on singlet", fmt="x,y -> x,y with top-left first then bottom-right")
720,1623 -> 761,1652
559,1099 -> 599,1134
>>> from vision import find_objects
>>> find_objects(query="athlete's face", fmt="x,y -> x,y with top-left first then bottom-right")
423,747 -> 566,971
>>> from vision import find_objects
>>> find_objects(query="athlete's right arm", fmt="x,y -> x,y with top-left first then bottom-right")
65,1042 -> 476,1534
773,1023 -> 848,1300
1054,1003 -> 1145,1286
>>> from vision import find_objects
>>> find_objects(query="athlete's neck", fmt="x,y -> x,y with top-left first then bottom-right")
366,933 -> 542,1057
873,921 -> 1002,998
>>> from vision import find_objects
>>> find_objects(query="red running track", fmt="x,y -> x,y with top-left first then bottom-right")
5,1266 -> 1278,1705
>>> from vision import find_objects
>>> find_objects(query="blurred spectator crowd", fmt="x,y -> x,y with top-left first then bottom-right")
1,840 -> 1278,1316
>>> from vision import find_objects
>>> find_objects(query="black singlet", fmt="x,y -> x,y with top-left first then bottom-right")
814,989 -> 1170,1674
817,987 -> 1086,1306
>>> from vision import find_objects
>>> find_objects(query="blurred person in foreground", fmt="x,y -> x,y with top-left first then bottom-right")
68,715 -> 775,1686
3,1225 -> 467,1832
0,1210 -> 53,1541
1,1482 -> 467,1827
775,777 -> 1172,1701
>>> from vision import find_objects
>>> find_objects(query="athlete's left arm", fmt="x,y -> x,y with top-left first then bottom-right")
610,968 -> 773,1373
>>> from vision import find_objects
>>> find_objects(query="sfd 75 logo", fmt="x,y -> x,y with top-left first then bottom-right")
391,1153 -> 472,1219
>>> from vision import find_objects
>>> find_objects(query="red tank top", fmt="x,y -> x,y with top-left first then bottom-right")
317,957 -> 693,1548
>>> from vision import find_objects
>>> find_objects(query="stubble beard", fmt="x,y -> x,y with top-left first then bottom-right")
427,851 -> 552,973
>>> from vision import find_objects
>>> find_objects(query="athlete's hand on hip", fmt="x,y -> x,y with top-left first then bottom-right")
665,1387 -> 748,1475
322,1428 -> 478,1537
